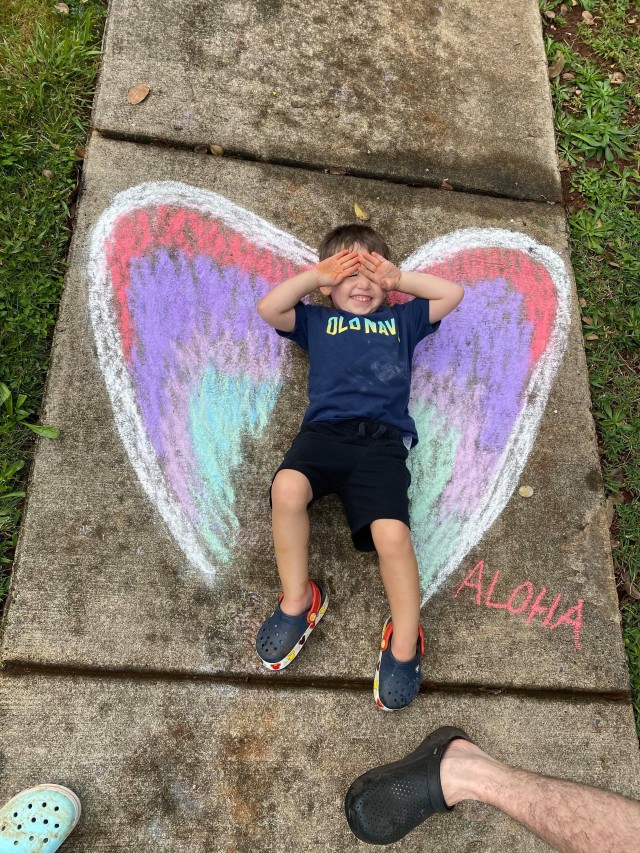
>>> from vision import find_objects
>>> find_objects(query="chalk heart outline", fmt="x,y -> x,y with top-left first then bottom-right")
88,181 -> 571,605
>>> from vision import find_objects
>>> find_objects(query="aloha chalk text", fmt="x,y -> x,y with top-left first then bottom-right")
454,560 -> 584,650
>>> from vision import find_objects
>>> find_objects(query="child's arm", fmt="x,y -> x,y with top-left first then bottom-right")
360,251 -> 464,324
257,250 -> 360,332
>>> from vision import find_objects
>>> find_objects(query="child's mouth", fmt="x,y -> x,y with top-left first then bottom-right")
351,295 -> 372,303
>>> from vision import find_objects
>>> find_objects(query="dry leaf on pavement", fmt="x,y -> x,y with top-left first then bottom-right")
127,84 -> 151,105
440,179 -> 454,191
354,203 -> 370,221
210,145 -> 224,156
518,485 -> 534,498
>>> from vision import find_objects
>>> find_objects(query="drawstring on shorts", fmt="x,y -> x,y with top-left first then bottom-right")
358,421 -> 387,439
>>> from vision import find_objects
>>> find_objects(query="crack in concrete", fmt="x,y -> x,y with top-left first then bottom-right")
90,127 -> 560,207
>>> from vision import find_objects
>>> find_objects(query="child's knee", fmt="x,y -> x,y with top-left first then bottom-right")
271,469 -> 313,510
370,519 -> 412,556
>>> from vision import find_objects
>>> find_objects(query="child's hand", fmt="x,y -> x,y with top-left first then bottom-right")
315,250 -> 360,287
359,251 -> 402,292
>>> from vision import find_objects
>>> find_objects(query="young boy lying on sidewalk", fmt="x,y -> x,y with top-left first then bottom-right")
255,224 -> 463,710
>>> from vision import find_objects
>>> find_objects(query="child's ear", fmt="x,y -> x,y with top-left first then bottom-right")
319,285 -> 331,297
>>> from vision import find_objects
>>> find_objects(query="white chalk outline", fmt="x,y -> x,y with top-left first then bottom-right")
401,229 -> 571,602
88,182 -> 316,581
88,183 -> 571,599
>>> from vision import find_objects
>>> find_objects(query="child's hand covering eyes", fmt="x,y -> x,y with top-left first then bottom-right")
315,250 -> 361,286
359,251 -> 402,292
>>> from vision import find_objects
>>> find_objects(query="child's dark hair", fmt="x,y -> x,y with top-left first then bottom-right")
318,224 -> 391,262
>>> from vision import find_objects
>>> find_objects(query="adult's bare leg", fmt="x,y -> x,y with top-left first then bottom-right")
441,738 -> 640,853
270,469 -> 314,615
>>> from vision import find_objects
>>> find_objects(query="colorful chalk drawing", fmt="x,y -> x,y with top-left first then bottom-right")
88,182 -> 571,603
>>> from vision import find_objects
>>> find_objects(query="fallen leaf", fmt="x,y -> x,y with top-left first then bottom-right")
74,146 -> 85,159
585,333 -> 599,340
582,10 -> 594,24
194,145 -> 209,154
620,568 -> 640,600
609,260 -> 620,268
544,9 -> 556,18
54,2 -> 69,13
127,84 -> 150,105
581,315 -> 590,324
354,202 -> 370,221
558,158 -> 571,170
605,494 -> 625,527
579,296 -> 587,307
561,71 -> 576,80
610,72 -> 624,84
209,144 -> 224,156
42,169 -> 54,179
518,485 -> 534,498
560,3 -> 568,11
440,179 -> 454,191
328,166 -> 347,175
548,51 -> 566,79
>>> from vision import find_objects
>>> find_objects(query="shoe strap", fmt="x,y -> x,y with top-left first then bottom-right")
380,620 -> 425,655
307,580 -> 322,624
277,581 -> 322,625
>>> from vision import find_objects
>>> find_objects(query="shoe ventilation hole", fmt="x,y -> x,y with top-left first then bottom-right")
54,807 -> 59,812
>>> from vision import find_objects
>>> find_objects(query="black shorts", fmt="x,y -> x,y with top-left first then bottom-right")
270,419 -> 412,552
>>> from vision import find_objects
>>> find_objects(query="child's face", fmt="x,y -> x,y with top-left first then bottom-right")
320,243 -> 387,315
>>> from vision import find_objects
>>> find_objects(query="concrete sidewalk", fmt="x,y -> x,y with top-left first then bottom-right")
1,0 -> 637,850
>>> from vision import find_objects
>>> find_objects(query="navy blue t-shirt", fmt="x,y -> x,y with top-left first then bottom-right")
276,299 -> 440,446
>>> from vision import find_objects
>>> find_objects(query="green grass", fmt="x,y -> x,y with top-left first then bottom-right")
542,0 -> 640,732
0,0 -> 106,589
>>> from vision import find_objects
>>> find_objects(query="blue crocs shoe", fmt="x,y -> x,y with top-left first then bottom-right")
0,784 -> 81,852
256,580 -> 328,671
373,617 -> 425,711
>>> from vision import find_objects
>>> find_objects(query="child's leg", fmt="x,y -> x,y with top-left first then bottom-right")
271,469 -> 314,616
370,519 -> 421,661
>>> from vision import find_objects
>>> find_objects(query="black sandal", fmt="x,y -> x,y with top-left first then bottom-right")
344,726 -> 473,845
